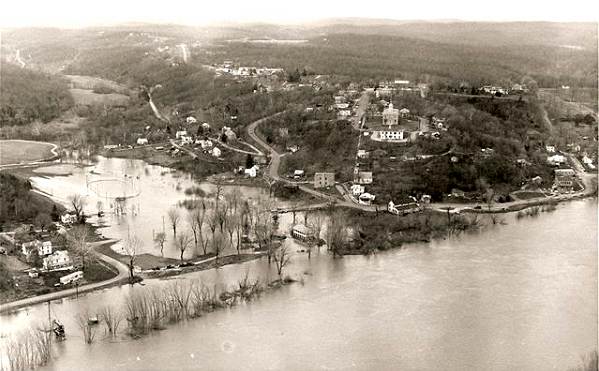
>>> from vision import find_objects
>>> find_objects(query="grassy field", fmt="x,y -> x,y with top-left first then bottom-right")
0,140 -> 57,165
69,88 -> 129,106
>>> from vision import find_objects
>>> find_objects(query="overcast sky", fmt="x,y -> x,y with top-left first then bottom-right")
1,0 -> 598,28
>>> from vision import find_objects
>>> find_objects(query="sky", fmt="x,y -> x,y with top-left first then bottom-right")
1,0 -> 598,28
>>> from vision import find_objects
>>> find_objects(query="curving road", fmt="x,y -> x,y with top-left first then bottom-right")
0,240 -> 129,314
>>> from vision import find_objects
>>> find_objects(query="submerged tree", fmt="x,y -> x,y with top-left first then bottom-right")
168,207 -> 181,238
154,232 -> 167,257
67,224 -> 93,270
68,194 -> 86,223
272,243 -> 292,280
174,232 -> 192,262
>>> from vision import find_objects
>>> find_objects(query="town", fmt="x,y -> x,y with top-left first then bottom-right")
0,15 -> 597,371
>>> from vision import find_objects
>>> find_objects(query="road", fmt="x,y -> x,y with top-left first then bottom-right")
246,112 -> 378,212
0,240 -> 129,314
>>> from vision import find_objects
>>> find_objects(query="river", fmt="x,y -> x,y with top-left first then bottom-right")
1,156 -> 596,370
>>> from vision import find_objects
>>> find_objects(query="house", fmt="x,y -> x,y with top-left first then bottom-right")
357,150 -> 369,159
39,241 -> 53,256
180,136 -> 193,145
554,176 -> 574,192
136,138 -> 149,145
244,165 -> 259,178
186,116 -> 197,124
222,126 -> 237,141
358,192 -> 376,205
201,122 -> 211,131
196,139 -> 213,149
334,96 -> 346,104
291,224 -> 312,241
420,195 -> 432,204
60,214 -> 77,224
388,200 -> 420,215
350,184 -> 365,196
382,102 -> 399,127
314,172 -> 335,189
293,170 -> 305,179
287,145 -> 300,153
450,189 -> 465,198
21,240 -> 41,258
531,176 -> 544,185
555,168 -> 575,177
547,154 -> 567,166
371,129 -> 406,142
357,171 -> 373,184
334,103 -> 350,110
516,158 -> 532,166
337,110 -> 352,119
175,130 -> 188,139
545,145 -> 556,153
211,147 -> 222,157
103,144 -> 120,150
43,250 -> 72,271
399,108 -> 410,118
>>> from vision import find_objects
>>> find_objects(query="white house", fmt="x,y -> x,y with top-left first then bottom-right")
181,136 -> 193,145
61,213 -> 77,225
357,150 -> 369,159
175,130 -> 188,139
371,130 -> 406,142
358,193 -> 376,205
39,241 -> 53,256
547,154 -> 567,166
196,139 -> 213,149
244,165 -> 259,178
293,170 -> 305,179
186,116 -> 197,124
136,138 -> 149,145
201,122 -> 211,130
350,184 -> 365,196
545,145 -> 556,153
211,147 -> 222,157
43,250 -> 72,271
399,108 -> 410,118
357,171 -> 373,184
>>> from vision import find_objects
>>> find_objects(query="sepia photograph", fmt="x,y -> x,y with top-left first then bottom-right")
0,0 -> 597,370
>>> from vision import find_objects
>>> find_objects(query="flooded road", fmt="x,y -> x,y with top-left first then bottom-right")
1,197 -> 596,370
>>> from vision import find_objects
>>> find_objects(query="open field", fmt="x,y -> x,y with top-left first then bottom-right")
70,88 -> 130,106
0,140 -> 57,165
65,74 -> 128,93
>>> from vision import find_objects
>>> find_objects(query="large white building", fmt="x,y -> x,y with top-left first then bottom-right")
43,250 -> 72,271
382,103 -> 399,127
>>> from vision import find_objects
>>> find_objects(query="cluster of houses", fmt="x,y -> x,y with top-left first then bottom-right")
215,61 -> 283,78
479,84 -> 529,96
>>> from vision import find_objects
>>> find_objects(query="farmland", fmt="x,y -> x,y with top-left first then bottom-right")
0,140 -> 57,165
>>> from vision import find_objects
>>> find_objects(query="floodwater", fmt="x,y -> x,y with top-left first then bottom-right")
1,188 -> 596,370
29,156 -> 279,259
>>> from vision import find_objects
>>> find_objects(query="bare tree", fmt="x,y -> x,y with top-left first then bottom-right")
273,243 -> 291,280
194,198 -> 209,255
154,232 -> 166,257
68,194 -> 86,223
211,230 -> 227,266
168,207 -> 181,238
67,225 -> 93,270
188,210 -> 200,255
123,234 -> 142,282
225,213 -> 241,254
174,232 -> 192,262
